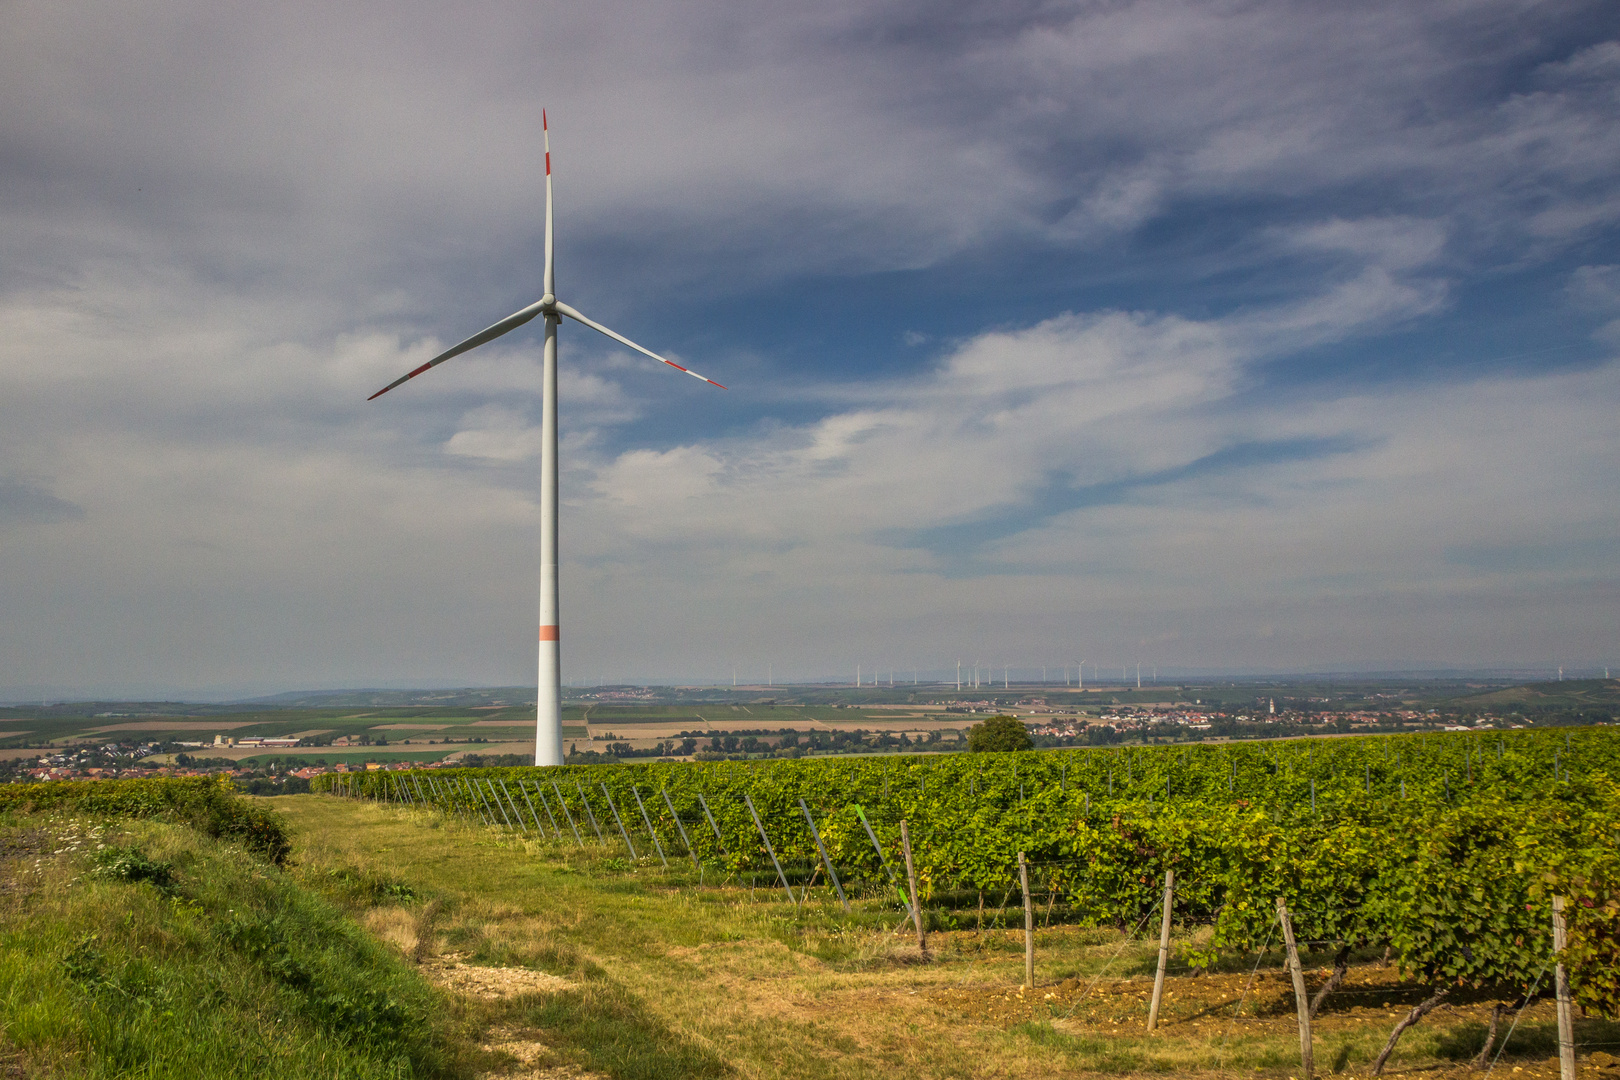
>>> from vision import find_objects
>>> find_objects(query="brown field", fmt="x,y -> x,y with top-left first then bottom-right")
367,723 -> 458,730
583,712 -> 974,750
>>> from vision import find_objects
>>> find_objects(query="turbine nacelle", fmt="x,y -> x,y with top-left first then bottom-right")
366,290 -> 724,400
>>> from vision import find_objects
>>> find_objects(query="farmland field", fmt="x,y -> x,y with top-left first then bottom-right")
307,726 -> 1620,1078
6,732 -> 1614,1079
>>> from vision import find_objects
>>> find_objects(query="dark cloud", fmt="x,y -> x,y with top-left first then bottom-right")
0,480 -> 82,524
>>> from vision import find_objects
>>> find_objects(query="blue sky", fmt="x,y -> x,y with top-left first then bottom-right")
1,0 -> 1618,697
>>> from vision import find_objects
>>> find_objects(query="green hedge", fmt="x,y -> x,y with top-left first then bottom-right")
0,777 -> 291,864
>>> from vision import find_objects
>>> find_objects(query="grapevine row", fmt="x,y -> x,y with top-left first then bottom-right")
312,728 -> 1619,1015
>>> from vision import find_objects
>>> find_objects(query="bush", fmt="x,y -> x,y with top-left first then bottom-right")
0,777 -> 291,864
966,715 -> 1033,753
92,845 -> 176,890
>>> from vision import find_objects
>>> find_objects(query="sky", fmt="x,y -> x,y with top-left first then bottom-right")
2,0 -> 1618,699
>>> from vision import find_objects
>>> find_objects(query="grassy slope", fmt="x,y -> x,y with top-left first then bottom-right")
276,795 -> 1615,1080
0,809 -> 474,1079
1450,679 -> 1620,711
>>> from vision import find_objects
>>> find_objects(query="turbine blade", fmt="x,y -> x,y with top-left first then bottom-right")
553,300 -> 726,388
543,109 -> 554,300
367,299 -> 546,400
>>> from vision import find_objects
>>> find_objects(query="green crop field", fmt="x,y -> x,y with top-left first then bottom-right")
323,725 -> 1620,1077
6,730 -> 1616,1079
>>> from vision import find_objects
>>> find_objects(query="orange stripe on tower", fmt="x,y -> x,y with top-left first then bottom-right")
539,625 -> 559,641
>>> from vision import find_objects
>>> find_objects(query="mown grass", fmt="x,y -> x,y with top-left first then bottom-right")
0,805 -> 477,1079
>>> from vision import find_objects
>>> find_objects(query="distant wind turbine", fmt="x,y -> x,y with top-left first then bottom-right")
365,112 -> 726,766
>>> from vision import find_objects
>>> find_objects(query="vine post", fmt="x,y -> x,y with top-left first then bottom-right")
1019,851 -> 1034,988
745,794 -> 797,910
485,780 -> 514,830
600,782 -> 637,858
630,787 -> 668,867
1553,896 -> 1575,1080
900,819 -> 926,954
1147,869 -> 1174,1031
1277,897 -> 1314,1080
800,798 -> 848,913
661,787 -> 701,871
551,779 -> 584,846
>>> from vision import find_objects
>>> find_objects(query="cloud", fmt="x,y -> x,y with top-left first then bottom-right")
1568,265 -> 1620,311
559,270 -> 1620,674
1,1 -> 1617,692
1277,217 -> 1447,272
3,1 -> 1616,307
0,479 -> 83,525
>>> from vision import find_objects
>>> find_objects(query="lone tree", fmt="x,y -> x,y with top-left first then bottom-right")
966,714 -> 1032,752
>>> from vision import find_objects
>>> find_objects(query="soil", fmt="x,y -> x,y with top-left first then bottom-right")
476,1026 -> 606,1079
422,955 -> 574,1000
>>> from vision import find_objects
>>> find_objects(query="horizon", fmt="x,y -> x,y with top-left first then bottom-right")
4,668 -> 1616,708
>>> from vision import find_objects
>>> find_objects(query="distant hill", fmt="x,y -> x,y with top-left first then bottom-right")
1449,678 -> 1619,713
234,687 -> 536,709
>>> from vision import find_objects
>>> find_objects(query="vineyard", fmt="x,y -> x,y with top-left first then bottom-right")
314,727 -> 1619,1068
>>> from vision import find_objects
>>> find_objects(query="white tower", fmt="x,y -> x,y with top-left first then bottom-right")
367,112 -> 726,766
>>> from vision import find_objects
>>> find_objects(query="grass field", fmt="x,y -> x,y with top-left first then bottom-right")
266,794 -> 1618,1080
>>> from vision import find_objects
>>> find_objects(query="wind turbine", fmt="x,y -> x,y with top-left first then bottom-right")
365,112 -> 726,767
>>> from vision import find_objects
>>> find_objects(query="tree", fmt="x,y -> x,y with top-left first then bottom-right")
966,715 -> 1032,752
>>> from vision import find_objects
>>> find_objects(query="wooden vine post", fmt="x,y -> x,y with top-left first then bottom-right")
1147,869 -> 1174,1030
899,819 -> 926,953
1277,897 -> 1314,1080
1553,897 -> 1576,1080
1019,852 -> 1034,988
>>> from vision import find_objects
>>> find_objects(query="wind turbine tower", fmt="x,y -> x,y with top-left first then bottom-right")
366,113 -> 726,766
